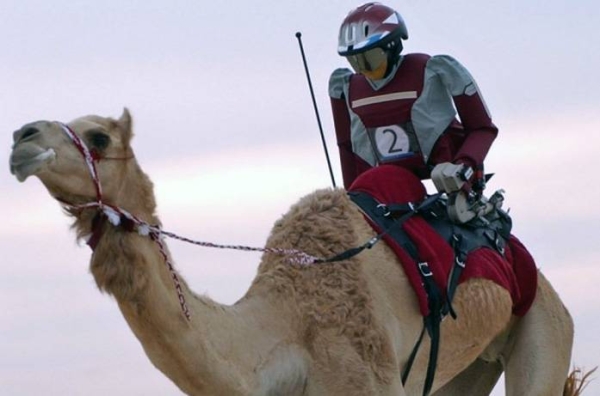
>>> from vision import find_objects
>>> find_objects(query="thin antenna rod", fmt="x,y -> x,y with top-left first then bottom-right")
295,32 -> 337,188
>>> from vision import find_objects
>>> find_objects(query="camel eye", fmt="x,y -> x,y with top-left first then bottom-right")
87,130 -> 111,151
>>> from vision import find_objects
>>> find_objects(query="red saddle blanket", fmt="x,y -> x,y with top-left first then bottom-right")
349,165 -> 537,317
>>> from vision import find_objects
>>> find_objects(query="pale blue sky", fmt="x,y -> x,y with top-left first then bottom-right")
1,1 -> 599,395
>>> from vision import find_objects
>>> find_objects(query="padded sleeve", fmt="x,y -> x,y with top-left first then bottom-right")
328,68 -> 372,188
429,55 -> 498,169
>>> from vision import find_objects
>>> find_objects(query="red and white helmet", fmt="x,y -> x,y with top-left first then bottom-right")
337,2 -> 408,56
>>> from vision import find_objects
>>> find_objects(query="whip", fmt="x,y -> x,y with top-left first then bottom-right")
295,32 -> 337,188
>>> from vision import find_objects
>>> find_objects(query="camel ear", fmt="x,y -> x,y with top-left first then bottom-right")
117,107 -> 133,145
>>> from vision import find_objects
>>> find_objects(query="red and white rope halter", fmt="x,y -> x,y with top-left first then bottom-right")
57,122 -> 321,321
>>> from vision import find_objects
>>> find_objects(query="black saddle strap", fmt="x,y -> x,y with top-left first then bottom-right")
401,326 -> 426,385
317,193 -> 441,264
401,260 -> 444,396
421,262 -> 444,396
444,233 -> 467,319
347,191 -> 444,396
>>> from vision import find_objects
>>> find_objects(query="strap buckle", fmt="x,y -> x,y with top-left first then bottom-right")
418,261 -> 433,277
376,202 -> 416,218
455,256 -> 466,268
376,203 -> 391,217
495,236 -> 505,255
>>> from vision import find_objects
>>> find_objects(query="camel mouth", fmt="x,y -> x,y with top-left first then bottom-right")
9,145 -> 56,182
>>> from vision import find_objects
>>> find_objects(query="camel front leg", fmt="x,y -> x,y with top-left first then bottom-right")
302,328 -> 407,396
503,272 -> 574,396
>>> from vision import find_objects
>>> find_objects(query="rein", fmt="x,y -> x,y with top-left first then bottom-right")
56,122 -> 321,321
56,122 -> 451,391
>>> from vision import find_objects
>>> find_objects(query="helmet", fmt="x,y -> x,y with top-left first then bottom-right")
337,3 -> 408,79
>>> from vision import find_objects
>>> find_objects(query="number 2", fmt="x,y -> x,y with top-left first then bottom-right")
382,128 -> 404,154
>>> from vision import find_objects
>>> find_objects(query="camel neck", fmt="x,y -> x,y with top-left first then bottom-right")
89,223 -> 294,394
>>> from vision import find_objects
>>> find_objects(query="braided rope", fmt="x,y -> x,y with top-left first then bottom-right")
71,200 -> 321,321
152,234 -> 192,321
100,202 -> 321,266
57,122 -> 322,322
157,229 -> 321,266
59,124 -> 102,198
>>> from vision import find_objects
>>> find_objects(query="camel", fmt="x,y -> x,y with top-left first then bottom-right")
9,109 -> 580,395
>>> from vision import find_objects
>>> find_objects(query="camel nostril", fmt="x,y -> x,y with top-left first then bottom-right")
13,126 -> 41,144
20,127 -> 40,141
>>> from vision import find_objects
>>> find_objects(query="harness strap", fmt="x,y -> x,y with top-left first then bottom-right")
420,260 -> 444,396
316,237 -> 382,263
445,233 -> 468,319
349,191 -> 444,396
401,325 -> 426,384
401,259 -> 445,396
319,193 -> 441,264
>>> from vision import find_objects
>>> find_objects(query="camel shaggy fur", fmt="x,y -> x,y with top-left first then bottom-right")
10,109 -> 579,395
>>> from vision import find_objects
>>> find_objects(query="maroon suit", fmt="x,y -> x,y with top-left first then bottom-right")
329,53 -> 498,190
329,53 -> 537,316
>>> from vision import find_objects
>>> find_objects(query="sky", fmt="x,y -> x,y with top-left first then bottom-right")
1,0 -> 599,395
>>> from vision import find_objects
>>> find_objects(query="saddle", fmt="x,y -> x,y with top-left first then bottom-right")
348,164 -> 536,316
347,164 -> 538,396
350,190 -> 513,313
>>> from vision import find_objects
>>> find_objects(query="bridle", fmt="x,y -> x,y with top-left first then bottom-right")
55,122 -> 322,321
57,122 -> 449,394
57,122 -> 196,320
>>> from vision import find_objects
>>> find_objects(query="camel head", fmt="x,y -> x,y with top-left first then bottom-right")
10,109 -> 134,206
